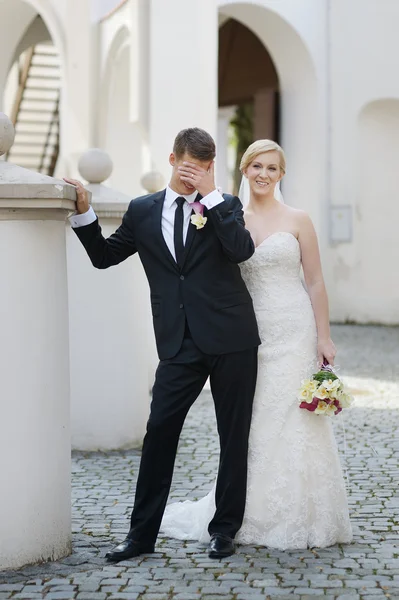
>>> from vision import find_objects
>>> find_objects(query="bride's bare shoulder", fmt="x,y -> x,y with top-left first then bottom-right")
282,204 -> 312,222
281,203 -> 306,215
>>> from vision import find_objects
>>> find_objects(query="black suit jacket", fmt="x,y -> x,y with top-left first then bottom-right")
73,189 -> 261,360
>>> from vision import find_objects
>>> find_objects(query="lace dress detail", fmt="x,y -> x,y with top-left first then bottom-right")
161,232 -> 353,549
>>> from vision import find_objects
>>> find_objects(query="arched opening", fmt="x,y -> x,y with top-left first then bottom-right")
100,26 -> 147,196
218,17 -> 279,193
354,99 -> 399,323
1,1 -> 63,175
217,2 -> 320,224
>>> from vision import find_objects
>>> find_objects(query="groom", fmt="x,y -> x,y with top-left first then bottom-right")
66,127 -> 260,560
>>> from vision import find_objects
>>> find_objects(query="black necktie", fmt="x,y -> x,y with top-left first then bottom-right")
174,196 -> 185,267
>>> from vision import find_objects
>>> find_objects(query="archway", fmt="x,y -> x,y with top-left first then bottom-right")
100,26 -> 147,196
354,99 -> 399,323
217,2 -> 320,223
0,0 -> 64,175
218,17 -> 279,193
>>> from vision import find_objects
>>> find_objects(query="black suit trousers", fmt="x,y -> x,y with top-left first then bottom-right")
129,333 -> 258,545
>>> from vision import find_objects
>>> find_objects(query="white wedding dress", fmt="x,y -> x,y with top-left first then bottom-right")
161,232 -> 353,549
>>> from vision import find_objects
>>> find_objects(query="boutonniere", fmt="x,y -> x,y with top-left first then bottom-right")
190,202 -> 207,230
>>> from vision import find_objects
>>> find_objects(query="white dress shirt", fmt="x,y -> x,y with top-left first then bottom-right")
69,186 -> 225,262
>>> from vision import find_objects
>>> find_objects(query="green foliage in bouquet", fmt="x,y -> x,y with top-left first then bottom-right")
312,370 -> 339,383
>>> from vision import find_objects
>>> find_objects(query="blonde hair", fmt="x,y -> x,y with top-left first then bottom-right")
240,140 -> 286,174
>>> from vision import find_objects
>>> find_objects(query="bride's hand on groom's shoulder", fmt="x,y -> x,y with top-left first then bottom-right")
178,161 -> 216,197
317,338 -> 336,367
63,178 -> 90,214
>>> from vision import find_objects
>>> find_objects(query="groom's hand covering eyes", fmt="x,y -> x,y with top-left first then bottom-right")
178,161 -> 216,197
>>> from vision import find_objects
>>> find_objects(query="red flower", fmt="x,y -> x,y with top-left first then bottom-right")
300,397 -> 319,412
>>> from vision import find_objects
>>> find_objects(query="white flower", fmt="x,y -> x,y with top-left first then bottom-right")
324,379 -> 341,399
298,379 -> 319,401
338,392 -> 354,409
323,378 -> 341,392
315,400 -> 328,415
325,403 -> 338,416
304,379 -> 319,394
191,213 -> 207,230
314,385 -> 330,400
298,388 -> 313,403
298,379 -> 318,403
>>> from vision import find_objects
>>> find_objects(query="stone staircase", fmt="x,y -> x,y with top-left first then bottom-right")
6,42 -> 60,175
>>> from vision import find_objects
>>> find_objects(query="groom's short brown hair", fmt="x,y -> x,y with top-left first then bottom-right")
173,128 -> 216,161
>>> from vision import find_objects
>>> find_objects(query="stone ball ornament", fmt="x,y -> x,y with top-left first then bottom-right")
0,113 -> 15,157
78,148 -> 113,184
141,170 -> 165,193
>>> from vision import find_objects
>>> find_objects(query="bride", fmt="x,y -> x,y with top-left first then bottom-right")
160,140 -> 353,550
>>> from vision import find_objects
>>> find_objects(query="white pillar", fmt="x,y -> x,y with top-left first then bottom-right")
148,0 -> 218,179
0,114 -> 74,569
68,149 -> 152,451
217,107 -> 236,193
62,0 -> 96,176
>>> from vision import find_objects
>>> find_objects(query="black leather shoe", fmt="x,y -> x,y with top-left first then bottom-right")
208,533 -> 235,559
105,537 -> 155,562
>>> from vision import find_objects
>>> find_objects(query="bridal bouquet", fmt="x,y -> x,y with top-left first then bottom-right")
298,362 -> 354,417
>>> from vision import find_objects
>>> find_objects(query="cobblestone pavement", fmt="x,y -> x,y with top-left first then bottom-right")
1,325 -> 399,600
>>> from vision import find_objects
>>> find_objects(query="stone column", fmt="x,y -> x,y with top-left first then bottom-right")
62,0 -> 95,177
0,113 -> 74,569
68,150 -> 153,451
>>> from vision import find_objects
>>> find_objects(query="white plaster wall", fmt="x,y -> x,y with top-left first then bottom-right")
148,0 -> 218,179
68,221 -> 151,450
99,15 -> 148,196
91,0 -> 124,22
331,100 -> 399,324
61,0 -> 96,177
0,218 -> 71,569
98,0 -> 149,129
328,0 -> 399,323
103,44 -> 145,196
12,13 -> 52,62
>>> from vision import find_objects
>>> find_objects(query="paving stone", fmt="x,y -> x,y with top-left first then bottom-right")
294,590 -> 331,596
139,595 -> 172,600
217,573 -> 246,580
14,595 -> 44,600
235,596 -> 270,600
45,586 -> 77,592
344,580 -> 378,588
201,597 -> 235,600
258,589 -> 295,596
310,580 -> 344,588
100,595 -> 141,600
299,596 -> 334,600
45,594 -> 76,600
252,578 -> 280,587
